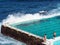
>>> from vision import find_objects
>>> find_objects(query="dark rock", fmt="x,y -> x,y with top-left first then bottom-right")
1,25 -> 45,45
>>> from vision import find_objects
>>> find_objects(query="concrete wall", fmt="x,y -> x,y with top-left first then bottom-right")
1,25 -> 45,45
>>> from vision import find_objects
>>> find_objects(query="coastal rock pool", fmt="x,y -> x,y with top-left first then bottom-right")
11,16 -> 60,39
54,40 -> 60,45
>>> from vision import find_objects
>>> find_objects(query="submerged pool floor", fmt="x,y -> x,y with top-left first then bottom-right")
11,16 -> 60,39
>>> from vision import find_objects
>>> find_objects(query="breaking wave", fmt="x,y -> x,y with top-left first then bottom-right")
0,2 -> 60,45
2,7 -> 60,25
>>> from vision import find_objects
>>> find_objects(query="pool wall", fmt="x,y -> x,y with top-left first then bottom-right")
1,24 -> 44,45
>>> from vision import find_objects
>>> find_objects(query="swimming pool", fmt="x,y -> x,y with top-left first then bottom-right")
11,16 -> 60,39
54,40 -> 60,45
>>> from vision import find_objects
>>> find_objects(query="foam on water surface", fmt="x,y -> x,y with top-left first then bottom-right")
1,8 -> 60,45
1,1 -> 60,45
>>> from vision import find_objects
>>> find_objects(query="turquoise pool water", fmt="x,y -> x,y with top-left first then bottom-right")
11,16 -> 60,39
54,40 -> 60,45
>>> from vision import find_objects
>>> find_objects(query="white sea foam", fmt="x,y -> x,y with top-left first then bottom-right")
2,9 -> 60,25
0,22 -> 26,45
1,7 -> 60,45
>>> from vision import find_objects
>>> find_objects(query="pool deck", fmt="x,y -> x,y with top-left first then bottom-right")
48,36 -> 60,45
1,24 -> 45,45
42,36 -> 60,45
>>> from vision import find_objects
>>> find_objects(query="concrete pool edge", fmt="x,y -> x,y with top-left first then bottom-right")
48,37 -> 60,45
1,24 -> 45,45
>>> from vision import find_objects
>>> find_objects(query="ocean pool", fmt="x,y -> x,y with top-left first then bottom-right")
54,40 -> 60,45
10,16 -> 60,39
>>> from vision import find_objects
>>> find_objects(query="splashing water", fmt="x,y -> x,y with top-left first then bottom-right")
0,1 -> 60,45
2,8 -> 60,25
0,23 -> 26,45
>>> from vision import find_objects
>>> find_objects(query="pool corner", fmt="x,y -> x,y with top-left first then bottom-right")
1,24 -> 45,45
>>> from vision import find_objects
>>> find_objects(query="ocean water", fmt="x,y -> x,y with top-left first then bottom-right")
0,1 -> 60,45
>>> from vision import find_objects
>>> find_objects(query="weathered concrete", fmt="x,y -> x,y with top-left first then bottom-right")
1,25 -> 45,45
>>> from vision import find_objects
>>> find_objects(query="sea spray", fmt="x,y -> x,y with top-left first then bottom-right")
2,10 -> 60,25
1,7 -> 60,45
0,22 -> 26,45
